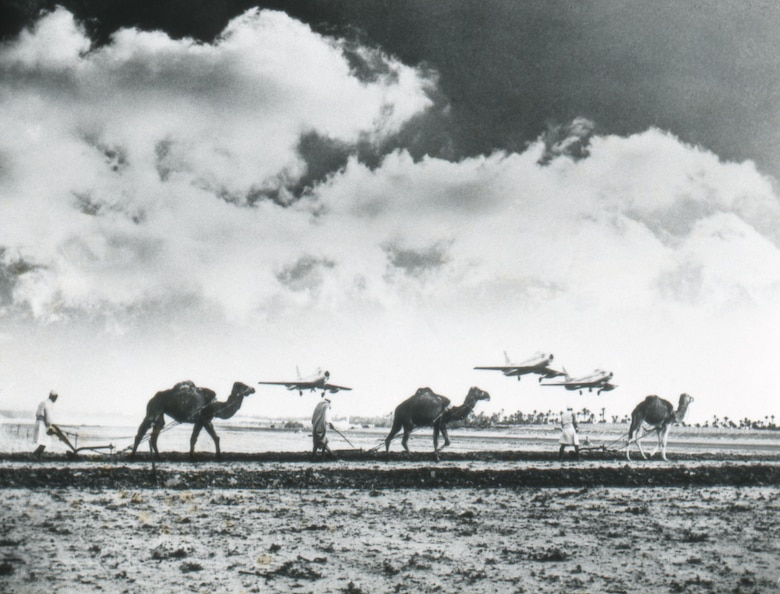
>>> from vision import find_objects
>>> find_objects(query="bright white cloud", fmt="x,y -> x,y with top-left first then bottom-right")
0,7 -> 434,322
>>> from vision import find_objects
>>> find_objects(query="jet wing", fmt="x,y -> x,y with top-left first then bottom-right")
257,380 -> 314,389
540,379 -> 569,386
323,383 -> 352,392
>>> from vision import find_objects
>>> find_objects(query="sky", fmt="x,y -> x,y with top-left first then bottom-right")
1,2 -> 779,426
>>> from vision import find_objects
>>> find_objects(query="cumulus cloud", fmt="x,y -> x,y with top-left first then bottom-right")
2,9 -> 780,422
311,128 -> 780,314
0,7 -> 435,322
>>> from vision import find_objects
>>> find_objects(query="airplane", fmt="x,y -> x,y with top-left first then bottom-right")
474,352 -> 566,382
540,369 -> 617,395
257,367 -> 352,397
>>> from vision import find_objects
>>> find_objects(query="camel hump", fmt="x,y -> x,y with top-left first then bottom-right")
414,387 -> 450,406
172,381 -> 216,402
173,380 -> 198,393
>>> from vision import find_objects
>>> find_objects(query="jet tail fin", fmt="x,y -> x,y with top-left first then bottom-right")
504,351 -> 511,364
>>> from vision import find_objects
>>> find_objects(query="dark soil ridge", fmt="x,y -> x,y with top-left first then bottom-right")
1,449 -> 779,464
1,457 -> 778,490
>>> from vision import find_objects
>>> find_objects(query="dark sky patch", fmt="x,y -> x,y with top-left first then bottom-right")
293,132 -> 352,196
2,0 -> 778,182
339,38 -> 397,84
0,248 -> 40,306
383,241 -> 450,278
154,138 -> 175,182
276,255 -> 336,291
72,192 -> 146,224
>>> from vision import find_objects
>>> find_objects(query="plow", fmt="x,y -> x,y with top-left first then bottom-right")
48,424 -> 116,457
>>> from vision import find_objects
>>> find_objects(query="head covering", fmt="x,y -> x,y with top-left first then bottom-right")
49,390 -> 58,398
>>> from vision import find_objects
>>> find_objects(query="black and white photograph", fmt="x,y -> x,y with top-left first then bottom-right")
0,1 -> 778,592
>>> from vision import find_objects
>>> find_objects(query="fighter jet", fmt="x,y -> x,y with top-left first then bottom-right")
541,369 -> 616,395
474,352 -> 565,382
258,368 -> 351,397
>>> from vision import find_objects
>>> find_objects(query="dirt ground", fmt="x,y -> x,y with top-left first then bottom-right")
1,454 -> 779,593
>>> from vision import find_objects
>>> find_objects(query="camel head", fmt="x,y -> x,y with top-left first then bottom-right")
210,382 -> 255,420
674,393 -> 693,422
231,382 -> 256,400
465,387 -> 491,406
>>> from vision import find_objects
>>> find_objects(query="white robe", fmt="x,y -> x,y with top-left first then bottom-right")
559,411 -> 579,446
312,400 -> 330,447
34,399 -> 54,447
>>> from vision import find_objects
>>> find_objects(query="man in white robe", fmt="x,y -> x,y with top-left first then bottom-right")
33,390 -> 58,459
558,406 -> 580,460
312,397 -> 333,456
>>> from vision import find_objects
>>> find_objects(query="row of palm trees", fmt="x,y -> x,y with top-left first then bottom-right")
352,408 -> 777,430
451,408 -> 778,430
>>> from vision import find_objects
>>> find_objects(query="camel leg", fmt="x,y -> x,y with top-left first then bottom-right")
384,419 -> 403,453
645,428 -> 661,458
432,423 -> 442,462
400,422 -> 413,454
627,435 -> 637,461
635,432 -> 649,460
626,416 -> 643,461
189,422 -> 203,459
440,425 -> 451,449
659,425 -> 671,461
202,421 -> 221,459
131,417 -> 154,457
647,437 -> 659,458
149,417 -> 164,459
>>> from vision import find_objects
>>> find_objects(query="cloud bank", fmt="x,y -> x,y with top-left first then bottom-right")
1,8 -> 779,423
0,7 -> 434,323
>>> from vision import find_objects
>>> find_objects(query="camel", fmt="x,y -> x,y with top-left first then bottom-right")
385,386 -> 490,457
626,393 -> 693,461
130,380 -> 255,459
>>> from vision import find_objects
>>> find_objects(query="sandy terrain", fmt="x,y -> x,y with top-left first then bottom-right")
1,453 -> 779,593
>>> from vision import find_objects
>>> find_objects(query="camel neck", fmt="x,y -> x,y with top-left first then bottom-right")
215,395 -> 243,419
674,404 -> 690,423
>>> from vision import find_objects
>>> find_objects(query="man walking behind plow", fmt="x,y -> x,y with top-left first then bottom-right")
312,397 -> 334,457
558,406 -> 580,461
33,390 -> 58,459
